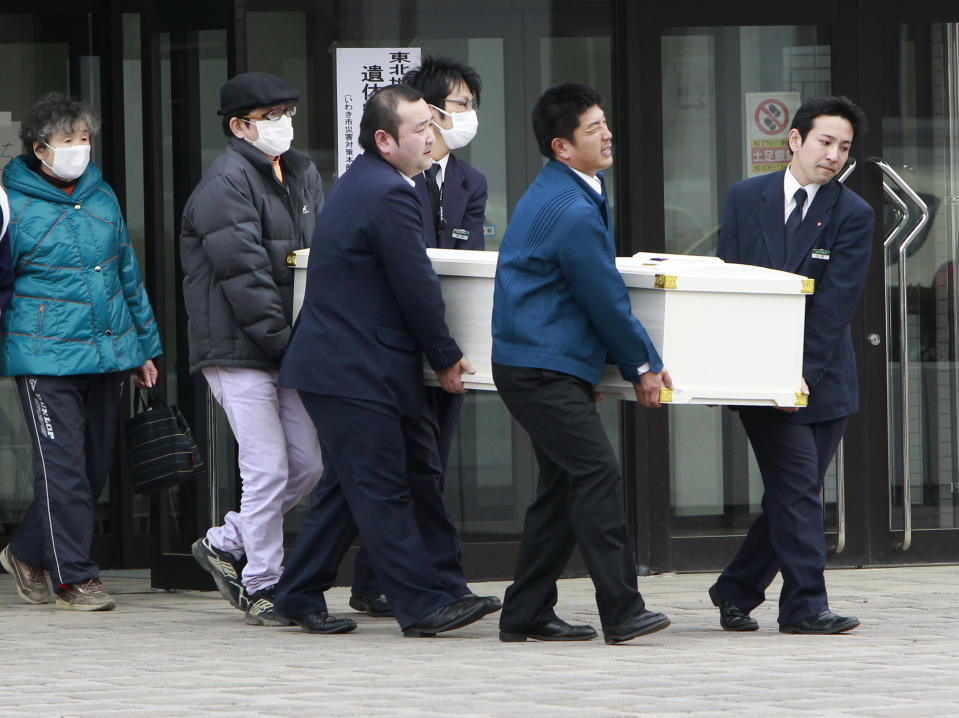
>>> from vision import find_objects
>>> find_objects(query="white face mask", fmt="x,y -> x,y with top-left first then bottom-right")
41,142 -> 91,181
431,106 -> 478,150
244,114 -> 294,156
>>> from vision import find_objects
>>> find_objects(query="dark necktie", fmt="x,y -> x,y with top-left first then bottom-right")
784,187 -> 807,251
426,163 -> 442,235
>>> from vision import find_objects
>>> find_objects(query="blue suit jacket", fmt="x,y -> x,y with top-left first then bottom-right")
279,152 -> 462,417
717,170 -> 874,424
493,160 -> 661,384
414,153 -> 487,249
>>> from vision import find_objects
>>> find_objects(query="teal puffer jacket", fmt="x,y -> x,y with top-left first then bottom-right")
0,155 -> 162,376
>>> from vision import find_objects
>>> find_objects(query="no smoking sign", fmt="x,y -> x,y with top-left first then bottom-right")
754,98 -> 790,135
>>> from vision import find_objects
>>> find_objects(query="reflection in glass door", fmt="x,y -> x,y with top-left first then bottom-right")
877,23 -> 959,549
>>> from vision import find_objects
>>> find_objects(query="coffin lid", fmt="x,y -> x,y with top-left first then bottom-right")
426,247 -> 498,277
292,247 -> 812,295
620,252 -> 812,294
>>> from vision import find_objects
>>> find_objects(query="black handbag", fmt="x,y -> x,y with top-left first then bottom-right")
124,387 -> 205,493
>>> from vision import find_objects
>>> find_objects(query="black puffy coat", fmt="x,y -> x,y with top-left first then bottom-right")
180,137 -> 324,373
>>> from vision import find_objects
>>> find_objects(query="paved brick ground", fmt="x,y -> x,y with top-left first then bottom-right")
1,565 -> 958,716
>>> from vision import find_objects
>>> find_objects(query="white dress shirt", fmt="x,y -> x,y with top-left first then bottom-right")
783,167 -> 821,222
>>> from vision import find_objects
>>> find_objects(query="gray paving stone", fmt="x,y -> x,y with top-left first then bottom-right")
3,566 -> 959,715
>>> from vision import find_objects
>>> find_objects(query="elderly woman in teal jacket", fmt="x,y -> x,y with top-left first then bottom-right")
0,94 -> 162,612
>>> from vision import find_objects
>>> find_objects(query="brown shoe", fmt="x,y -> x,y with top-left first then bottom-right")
0,545 -> 51,604
56,578 -> 117,611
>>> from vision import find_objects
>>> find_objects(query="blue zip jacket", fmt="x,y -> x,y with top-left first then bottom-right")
0,155 -> 162,376
492,160 -> 661,384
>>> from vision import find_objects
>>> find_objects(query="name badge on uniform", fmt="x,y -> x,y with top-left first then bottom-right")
811,248 -> 831,261
452,228 -> 470,241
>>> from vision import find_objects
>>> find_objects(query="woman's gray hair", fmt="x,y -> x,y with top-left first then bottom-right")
19,92 -> 101,153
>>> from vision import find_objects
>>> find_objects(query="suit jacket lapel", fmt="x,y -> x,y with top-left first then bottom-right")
413,175 -> 437,247
758,172 -> 786,268
440,155 -> 468,248
785,180 -> 839,271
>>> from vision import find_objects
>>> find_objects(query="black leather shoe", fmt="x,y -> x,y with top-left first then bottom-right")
458,592 -> 503,617
709,583 -> 759,632
779,610 -> 859,634
290,611 -> 357,634
402,596 -> 490,637
500,617 -> 598,642
603,610 -> 671,644
349,592 -> 393,618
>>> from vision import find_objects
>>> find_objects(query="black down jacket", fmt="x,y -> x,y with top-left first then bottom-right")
180,137 -> 324,373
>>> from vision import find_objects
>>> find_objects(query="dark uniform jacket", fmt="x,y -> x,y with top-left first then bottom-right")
718,170 -> 874,424
279,152 -> 461,417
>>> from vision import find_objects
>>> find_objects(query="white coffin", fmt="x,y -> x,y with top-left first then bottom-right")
290,248 -> 812,406
425,249 -> 812,406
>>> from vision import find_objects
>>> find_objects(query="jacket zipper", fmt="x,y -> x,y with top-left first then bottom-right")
280,181 -> 300,244
35,303 -> 45,353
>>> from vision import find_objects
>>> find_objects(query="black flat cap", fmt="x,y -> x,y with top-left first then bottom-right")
218,72 -> 300,116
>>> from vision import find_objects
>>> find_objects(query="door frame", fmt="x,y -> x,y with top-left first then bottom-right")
858,0 -> 959,564
139,0 -> 240,588
619,0 -> 887,572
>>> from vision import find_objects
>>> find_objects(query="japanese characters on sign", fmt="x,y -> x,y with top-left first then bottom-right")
744,92 -> 800,177
335,47 -> 421,177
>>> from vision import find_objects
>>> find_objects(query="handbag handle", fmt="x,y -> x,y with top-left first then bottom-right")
134,386 -> 167,414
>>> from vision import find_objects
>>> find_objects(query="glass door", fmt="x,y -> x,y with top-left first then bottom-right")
866,18 -> 959,562
0,7 -> 137,569
137,4 -> 235,588
655,21 -> 850,570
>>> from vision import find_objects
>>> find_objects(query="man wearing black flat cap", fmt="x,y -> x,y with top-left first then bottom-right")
180,72 -> 327,629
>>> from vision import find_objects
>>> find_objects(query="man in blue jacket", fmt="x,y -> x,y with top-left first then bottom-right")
709,96 -> 872,635
491,83 -> 672,644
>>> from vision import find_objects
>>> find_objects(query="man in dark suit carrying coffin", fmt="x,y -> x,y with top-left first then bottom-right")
348,56 -> 491,618
273,85 -> 498,637
709,96 -> 873,635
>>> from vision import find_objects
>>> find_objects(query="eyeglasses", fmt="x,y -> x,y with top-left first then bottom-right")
444,98 -> 475,112
243,106 -> 297,122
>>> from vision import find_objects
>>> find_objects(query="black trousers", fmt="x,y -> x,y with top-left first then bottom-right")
351,385 -> 467,598
274,393 -> 462,629
716,407 -> 847,626
493,363 -> 645,631
424,386 -> 464,478
10,373 -> 124,586
351,407 -> 468,598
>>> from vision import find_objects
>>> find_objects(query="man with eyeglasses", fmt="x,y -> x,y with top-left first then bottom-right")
404,56 -> 486,254
180,72 -> 326,628
346,56 -> 490,620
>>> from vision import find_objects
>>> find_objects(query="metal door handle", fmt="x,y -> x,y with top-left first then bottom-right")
881,179 -> 909,250
869,157 -> 930,551
835,438 -> 845,553
826,160 -> 857,553
836,158 -> 857,184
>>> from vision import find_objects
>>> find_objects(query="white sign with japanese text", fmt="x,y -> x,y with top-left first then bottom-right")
745,92 -> 800,177
335,47 -> 421,177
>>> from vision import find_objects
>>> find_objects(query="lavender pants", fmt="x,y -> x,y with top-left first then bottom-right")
202,367 -> 323,593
